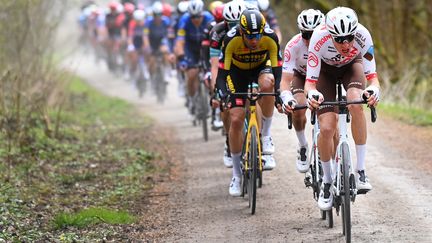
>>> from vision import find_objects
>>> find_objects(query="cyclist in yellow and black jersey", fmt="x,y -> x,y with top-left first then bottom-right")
215,9 -> 282,196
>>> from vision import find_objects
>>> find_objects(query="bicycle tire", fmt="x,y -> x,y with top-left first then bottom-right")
249,126 -> 258,215
341,142 -> 351,242
199,82 -> 209,141
327,208 -> 334,228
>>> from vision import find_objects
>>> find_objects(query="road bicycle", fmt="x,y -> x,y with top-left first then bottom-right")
229,86 -> 278,215
149,51 -> 168,104
287,81 -> 377,242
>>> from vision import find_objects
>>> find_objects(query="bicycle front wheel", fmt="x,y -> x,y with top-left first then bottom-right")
341,142 -> 351,242
248,126 -> 258,215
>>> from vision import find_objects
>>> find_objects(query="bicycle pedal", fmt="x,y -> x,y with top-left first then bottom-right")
304,177 -> 312,187
357,189 -> 370,195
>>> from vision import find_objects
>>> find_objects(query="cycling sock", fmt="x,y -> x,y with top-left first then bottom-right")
321,160 -> 332,184
296,130 -> 308,147
232,152 -> 242,178
355,144 -> 366,171
261,115 -> 272,136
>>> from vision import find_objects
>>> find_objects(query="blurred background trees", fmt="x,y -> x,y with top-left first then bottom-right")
272,0 -> 432,110
0,0 -> 67,171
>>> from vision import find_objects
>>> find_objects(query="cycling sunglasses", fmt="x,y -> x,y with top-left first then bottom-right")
301,31 -> 313,40
191,14 -> 202,19
244,33 -> 262,40
333,34 -> 355,44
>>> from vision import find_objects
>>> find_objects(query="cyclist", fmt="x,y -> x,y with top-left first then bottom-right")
209,0 -> 245,168
257,0 -> 282,43
216,9 -> 282,196
105,1 -> 126,71
126,9 -> 146,82
121,2 -> 135,79
278,9 -> 324,173
170,1 -> 190,97
174,0 -> 214,116
305,7 -> 380,210
143,1 -> 172,81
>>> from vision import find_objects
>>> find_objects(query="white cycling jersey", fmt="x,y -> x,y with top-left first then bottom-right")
306,23 -> 377,83
282,33 -> 308,76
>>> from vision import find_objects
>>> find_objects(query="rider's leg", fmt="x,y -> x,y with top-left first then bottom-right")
318,112 -> 338,183
345,62 -> 367,172
186,67 -> 199,97
257,72 -> 275,136
229,107 -> 246,178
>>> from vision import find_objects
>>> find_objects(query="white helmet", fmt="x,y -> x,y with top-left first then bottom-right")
152,1 -> 164,15
326,7 -> 358,37
297,9 -> 324,32
257,0 -> 269,11
177,1 -> 189,14
223,1 -> 245,22
133,9 -> 146,21
188,0 -> 204,16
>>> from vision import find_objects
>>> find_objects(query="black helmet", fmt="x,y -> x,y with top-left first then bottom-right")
239,9 -> 266,35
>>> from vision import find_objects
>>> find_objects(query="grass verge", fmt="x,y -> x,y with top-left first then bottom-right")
0,76 -> 165,242
380,102 -> 432,126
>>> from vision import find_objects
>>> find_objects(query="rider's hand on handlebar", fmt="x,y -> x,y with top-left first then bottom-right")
363,85 -> 380,107
279,90 -> 296,114
307,90 -> 324,109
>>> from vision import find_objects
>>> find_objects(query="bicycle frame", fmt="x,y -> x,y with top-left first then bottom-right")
243,98 -> 263,172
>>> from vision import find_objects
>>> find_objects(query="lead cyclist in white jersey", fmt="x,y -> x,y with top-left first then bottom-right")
279,9 -> 324,173
304,7 -> 380,211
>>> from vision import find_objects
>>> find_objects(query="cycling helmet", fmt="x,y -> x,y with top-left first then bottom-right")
116,3 -> 124,13
212,4 -> 225,23
177,1 -> 189,14
209,1 -> 224,12
257,0 -> 269,11
152,1 -> 163,15
133,9 -> 146,21
124,2 -> 135,14
297,9 -> 324,32
162,3 -> 173,17
188,0 -> 204,16
223,1 -> 245,22
240,9 -> 266,34
108,1 -> 119,11
325,7 -> 358,37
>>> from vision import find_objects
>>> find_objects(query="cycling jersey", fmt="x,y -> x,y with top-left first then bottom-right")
177,11 -> 214,67
201,21 -> 217,71
216,26 -> 282,95
306,23 -> 377,83
128,20 -> 145,49
209,21 -> 231,55
106,12 -> 125,37
144,16 -> 171,52
282,33 -> 307,75
176,12 -> 214,50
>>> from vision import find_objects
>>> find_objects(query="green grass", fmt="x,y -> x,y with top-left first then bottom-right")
380,102 -> 432,126
53,207 -> 136,229
0,76 -> 161,241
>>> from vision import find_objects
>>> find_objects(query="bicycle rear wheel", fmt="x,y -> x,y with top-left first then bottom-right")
248,126 -> 258,215
341,142 -> 351,242
199,82 -> 209,141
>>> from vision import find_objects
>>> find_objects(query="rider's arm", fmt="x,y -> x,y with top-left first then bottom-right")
174,15 -> 187,57
266,30 -> 282,92
143,19 -> 150,49
215,36 -> 233,96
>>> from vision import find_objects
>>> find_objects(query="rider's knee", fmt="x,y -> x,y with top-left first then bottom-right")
348,104 -> 364,115
258,74 -> 274,92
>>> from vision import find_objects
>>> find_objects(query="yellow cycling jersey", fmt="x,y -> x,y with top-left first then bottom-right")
218,26 -> 282,70
216,26 -> 283,95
